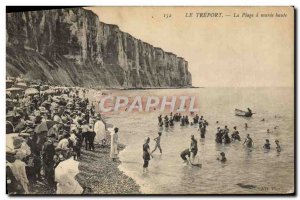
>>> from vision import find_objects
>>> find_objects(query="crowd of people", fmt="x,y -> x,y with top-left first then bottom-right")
6,78 -> 120,195
142,111 -> 282,172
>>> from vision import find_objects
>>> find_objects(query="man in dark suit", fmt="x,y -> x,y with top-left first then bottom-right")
42,134 -> 56,189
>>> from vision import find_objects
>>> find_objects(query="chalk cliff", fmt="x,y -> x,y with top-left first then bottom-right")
6,7 -> 192,88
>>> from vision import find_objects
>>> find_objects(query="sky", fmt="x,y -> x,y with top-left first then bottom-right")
86,7 -> 294,87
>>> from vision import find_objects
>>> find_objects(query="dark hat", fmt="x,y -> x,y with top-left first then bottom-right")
96,114 -> 101,120
114,127 -> 119,132
220,152 -> 225,156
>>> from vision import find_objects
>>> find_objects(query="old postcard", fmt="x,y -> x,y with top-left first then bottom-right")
6,6 -> 294,195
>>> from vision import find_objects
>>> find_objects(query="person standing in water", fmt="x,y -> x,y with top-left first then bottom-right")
110,127 -> 119,161
180,148 -> 192,164
151,132 -> 162,154
158,115 -> 162,124
180,135 -> 198,164
143,137 -> 151,173
190,135 -> 198,161
275,140 -> 281,152
263,139 -> 271,150
199,124 -> 206,139
231,126 -> 241,141
243,134 -> 254,148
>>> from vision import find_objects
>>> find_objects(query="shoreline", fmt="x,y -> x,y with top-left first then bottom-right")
76,145 -> 141,194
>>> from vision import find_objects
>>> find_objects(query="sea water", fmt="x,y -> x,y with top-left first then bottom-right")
102,87 -> 294,194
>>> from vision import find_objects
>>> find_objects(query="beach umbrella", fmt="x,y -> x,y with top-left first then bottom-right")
6,87 -> 23,92
15,82 -> 27,89
34,120 -> 58,134
44,88 -> 55,94
6,88 -> 24,98
25,88 -> 39,96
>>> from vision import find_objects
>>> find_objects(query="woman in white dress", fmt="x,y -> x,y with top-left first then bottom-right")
93,116 -> 106,145
110,127 -> 119,161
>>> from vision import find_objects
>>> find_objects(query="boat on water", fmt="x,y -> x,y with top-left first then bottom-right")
235,109 -> 253,117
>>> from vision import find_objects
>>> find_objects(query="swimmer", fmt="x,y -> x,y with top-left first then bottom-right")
243,134 -> 254,148
263,139 -> 271,150
217,152 -> 227,163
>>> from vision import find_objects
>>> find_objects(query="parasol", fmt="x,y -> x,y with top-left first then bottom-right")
44,88 -> 55,94
6,87 -> 23,92
25,88 -> 39,96
15,82 -> 27,88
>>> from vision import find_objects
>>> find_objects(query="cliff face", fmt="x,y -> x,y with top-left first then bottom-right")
6,8 -> 192,88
